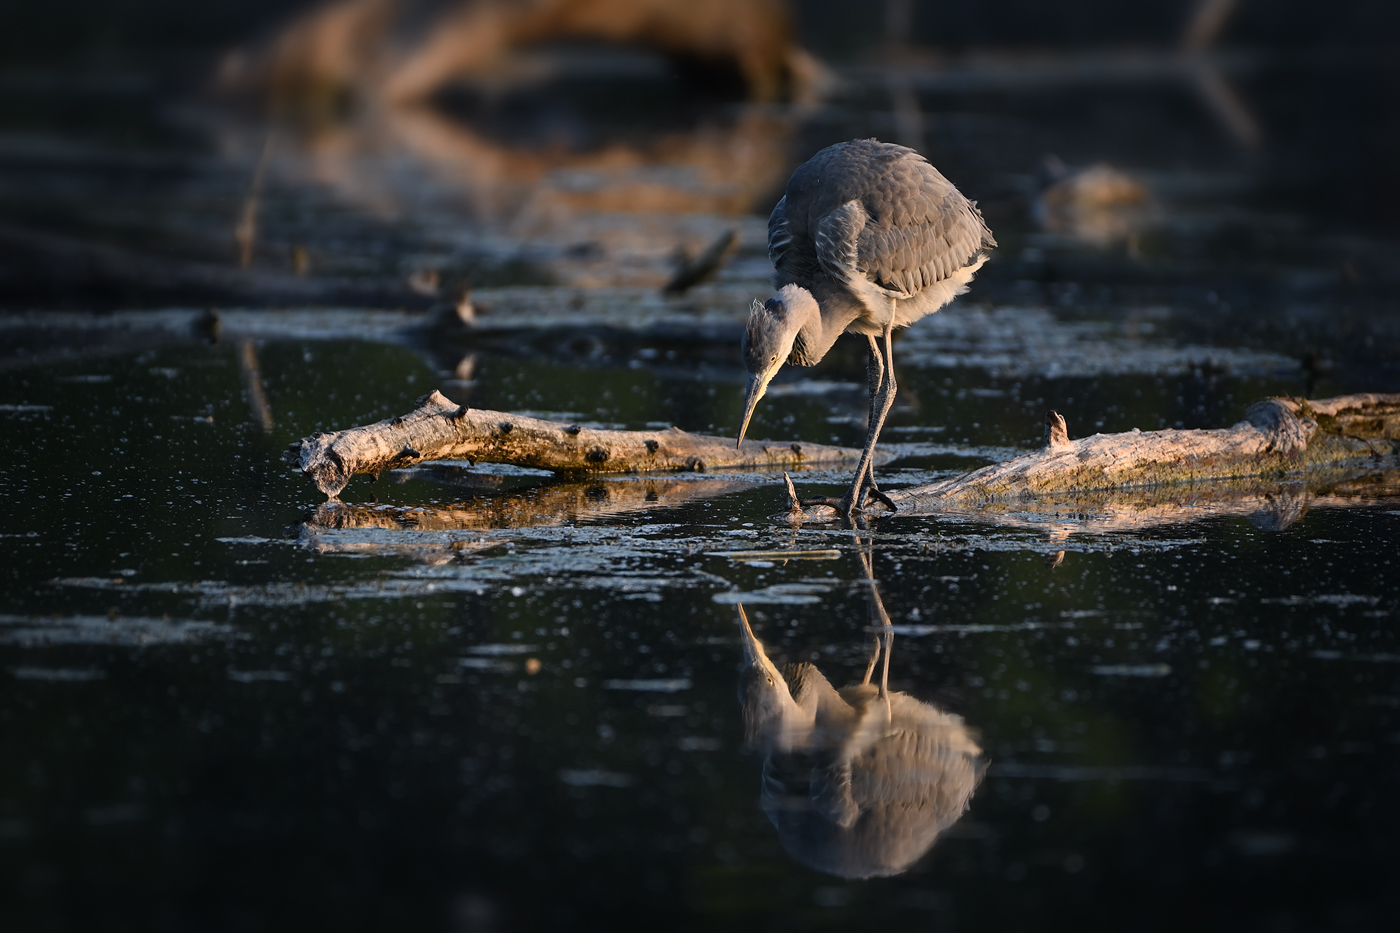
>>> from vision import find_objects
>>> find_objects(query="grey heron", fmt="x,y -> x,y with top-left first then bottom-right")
737,138 -> 995,514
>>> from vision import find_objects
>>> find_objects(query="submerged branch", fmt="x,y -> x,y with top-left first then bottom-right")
294,390 -> 873,498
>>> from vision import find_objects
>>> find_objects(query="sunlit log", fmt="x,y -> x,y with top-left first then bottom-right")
792,393 -> 1400,522
293,390 -> 873,498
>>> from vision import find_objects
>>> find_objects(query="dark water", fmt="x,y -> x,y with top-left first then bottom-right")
4,5 -> 1400,928
2,336 -> 1399,931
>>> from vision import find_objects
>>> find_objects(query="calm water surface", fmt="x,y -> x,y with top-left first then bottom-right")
3,23 -> 1400,928
2,339 -> 1397,931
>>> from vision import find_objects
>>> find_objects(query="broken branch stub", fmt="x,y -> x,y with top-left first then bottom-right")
296,390 -> 872,498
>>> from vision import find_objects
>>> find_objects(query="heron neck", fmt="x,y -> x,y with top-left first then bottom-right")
789,287 -> 851,367
789,290 -> 850,367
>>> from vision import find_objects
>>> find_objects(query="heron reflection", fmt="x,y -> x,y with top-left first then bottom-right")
734,550 -> 983,879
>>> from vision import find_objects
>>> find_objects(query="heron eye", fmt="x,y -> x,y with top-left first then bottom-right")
770,355 -> 777,363
766,675 -> 773,685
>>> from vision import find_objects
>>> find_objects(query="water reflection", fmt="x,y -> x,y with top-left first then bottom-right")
300,476 -> 756,558
734,542 -> 983,879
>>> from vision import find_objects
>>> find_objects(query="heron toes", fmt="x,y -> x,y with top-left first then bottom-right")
864,487 -> 898,512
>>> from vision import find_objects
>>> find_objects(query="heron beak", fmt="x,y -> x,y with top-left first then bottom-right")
736,371 -> 772,447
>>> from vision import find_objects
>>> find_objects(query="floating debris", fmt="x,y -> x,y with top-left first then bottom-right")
1090,664 -> 1172,677
559,769 -> 634,788
603,678 -> 692,693
708,549 -> 842,561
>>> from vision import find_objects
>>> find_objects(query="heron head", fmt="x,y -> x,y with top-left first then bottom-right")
735,605 -> 797,745
738,289 -> 807,446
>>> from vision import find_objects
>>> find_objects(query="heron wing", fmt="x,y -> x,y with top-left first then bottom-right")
813,199 -> 867,291
857,181 -> 995,299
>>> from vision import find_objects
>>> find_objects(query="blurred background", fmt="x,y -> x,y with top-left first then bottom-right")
1,0 -> 1398,351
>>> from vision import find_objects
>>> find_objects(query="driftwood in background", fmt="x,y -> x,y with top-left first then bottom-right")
294,390 -> 871,498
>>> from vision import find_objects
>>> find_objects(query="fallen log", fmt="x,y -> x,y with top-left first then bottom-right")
915,469 -> 1400,535
788,393 -> 1399,521
897,394 -> 1398,507
294,390 -> 872,498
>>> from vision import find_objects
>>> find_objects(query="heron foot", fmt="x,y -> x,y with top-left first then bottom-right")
844,476 -> 896,514
862,487 -> 897,512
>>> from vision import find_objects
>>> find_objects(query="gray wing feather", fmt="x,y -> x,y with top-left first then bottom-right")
813,200 -> 867,291
767,195 -> 792,269
859,188 -> 993,299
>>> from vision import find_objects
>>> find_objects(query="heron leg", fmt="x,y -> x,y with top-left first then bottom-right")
800,336 -> 895,514
842,323 -> 898,514
858,329 -> 899,512
855,337 -> 897,512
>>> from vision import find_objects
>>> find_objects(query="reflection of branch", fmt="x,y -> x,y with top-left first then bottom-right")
237,340 -> 275,433
300,477 -> 753,558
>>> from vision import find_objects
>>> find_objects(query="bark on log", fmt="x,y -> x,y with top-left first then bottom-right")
295,390 -> 873,498
872,393 -> 1400,516
919,469 -> 1400,535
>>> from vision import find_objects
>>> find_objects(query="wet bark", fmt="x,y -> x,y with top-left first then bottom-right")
873,393 -> 1400,517
916,469 -> 1400,535
294,390 -> 872,498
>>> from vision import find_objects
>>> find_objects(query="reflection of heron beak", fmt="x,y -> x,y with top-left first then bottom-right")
736,371 -> 772,447
737,604 -> 787,682
736,604 -> 758,661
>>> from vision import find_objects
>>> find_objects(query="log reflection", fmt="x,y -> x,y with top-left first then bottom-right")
734,542 -> 983,879
299,476 -> 753,558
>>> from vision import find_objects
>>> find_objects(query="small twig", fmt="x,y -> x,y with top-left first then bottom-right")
662,230 -> 738,295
